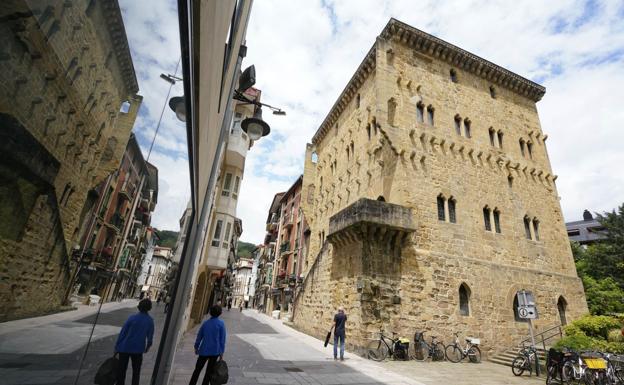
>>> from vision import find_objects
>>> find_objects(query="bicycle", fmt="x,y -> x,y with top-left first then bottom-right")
367,329 -> 409,361
511,345 -> 537,376
602,352 -> 624,385
445,332 -> 481,363
561,350 -> 609,385
413,331 -> 445,361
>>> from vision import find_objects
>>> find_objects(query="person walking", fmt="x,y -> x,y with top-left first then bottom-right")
330,306 -> 347,361
115,298 -> 154,385
189,305 -> 226,385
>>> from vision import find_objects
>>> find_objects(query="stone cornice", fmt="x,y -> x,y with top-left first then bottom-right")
101,1 -> 138,96
311,44 -> 376,145
311,18 -> 545,146
383,18 -> 545,102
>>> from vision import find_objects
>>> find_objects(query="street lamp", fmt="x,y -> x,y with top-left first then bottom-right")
241,107 -> 270,140
168,96 -> 186,122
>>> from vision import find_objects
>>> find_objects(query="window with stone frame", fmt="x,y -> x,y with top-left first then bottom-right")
497,130 -> 504,149
437,195 -> 446,221
489,127 -> 496,146
523,216 -> 532,239
416,102 -> 424,123
212,219 -> 223,247
532,218 -> 540,241
450,69 -> 458,83
427,105 -> 435,126
221,172 -> 233,197
448,198 -> 457,223
519,139 -> 526,157
464,118 -> 471,138
459,283 -> 470,316
527,141 -> 533,159
513,294 -> 528,322
454,114 -> 462,135
493,209 -> 501,233
489,85 -> 497,99
483,206 -> 492,231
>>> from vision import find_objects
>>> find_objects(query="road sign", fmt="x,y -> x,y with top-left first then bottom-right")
518,305 -> 537,319
516,290 -> 539,319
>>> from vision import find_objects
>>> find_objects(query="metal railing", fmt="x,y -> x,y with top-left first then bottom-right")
518,324 -> 563,350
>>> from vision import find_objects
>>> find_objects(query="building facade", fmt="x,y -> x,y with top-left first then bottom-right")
231,257 -> 253,308
566,210 -> 606,246
144,246 -> 173,300
0,0 -> 140,320
293,19 -> 588,356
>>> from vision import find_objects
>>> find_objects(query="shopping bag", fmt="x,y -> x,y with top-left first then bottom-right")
94,354 -> 119,385
324,331 -> 331,347
210,359 -> 229,384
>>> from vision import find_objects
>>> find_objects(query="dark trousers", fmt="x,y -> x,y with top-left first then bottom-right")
189,355 -> 219,385
117,353 -> 143,385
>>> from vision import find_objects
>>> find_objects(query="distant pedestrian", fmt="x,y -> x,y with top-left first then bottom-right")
239,303 -> 243,312
189,305 -> 226,385
115,298 -> 154,385
227,299 -> 232,311
157,292 -> 162,305
330,306 -> 347,361
164,295 -> 171,313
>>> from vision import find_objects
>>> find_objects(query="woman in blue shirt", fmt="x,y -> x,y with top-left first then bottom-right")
189,305 -> 226,385
115,298 -> 154,385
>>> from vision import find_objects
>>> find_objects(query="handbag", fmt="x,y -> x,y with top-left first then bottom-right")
324,331 -> 331,347
94,353 -> 119,385
210,359 -> 229,384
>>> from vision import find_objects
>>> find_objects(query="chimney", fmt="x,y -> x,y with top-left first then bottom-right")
583,209 -> 593,221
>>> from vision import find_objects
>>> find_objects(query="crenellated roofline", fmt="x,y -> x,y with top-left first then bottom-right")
311,18 -> 546,145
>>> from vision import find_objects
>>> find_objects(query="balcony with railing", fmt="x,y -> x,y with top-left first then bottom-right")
279,241 -> 291,255
282,213 -> 294,229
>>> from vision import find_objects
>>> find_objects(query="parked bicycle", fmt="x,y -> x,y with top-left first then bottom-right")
511,345 -> 538,376
546,348 -> 566,385
367,329 -> 410,361
561,350 -> 609,385
602,352 -> 624,385
445,332 -> 481,363
413,331 -> 445,362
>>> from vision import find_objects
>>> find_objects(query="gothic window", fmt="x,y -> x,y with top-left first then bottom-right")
507,175 -> 514,188
377,196 -> 386,202
497,130 -> 504,149
494,209 -> 501,233
489,85 -> 497,99
489,127 -> 496,146
464,118 -> 471,138
448,198 -> 457,223
416,102 -> 424,123
483,207 -> 492,231
527,141 -> 533,159
533,218 -> 540,241
459,283 -> 470,316
454,115 -> 462,135
450,69 -> 458,83
523,216 -> 532,240
437,195 -> 446,221
519,139 -> 526,157
427,105 -> 435,126
366,124 -> 371,140
356,93 -> 360,108
388,98 -> 397,126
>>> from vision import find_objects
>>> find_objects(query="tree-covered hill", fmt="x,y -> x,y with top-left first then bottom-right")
154,229 -> 179,249
237,241 -> 256,259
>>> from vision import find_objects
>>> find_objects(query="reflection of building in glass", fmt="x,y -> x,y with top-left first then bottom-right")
0,1 -> 140,320
565,210 -> 606,246
231,258 -> 253,307
143,246 -> 173,299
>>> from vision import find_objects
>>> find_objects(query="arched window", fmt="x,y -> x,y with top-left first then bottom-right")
497,130 -> 504,149
387,98 -> 397,126
507,175 -> 514,188
119,100 -> 130,113
483,206 -> 491,231
519,139 -> 526,157
513,294 -> 528,322
450,69 -> 458,83
523,215 -> 532,239
527,141 -> 533,159
350,141 -> 354,158
489,85 -> 496,99
464,118 -> 471,138
437,195 -> 446,221
532,218 -> 540,241
454,114 -> 462,135
459,283 -> 470,316
416,102 -> 424,124
366,124 -> 371,140
489,127 -> 496,146
376,196 -> 386,202
311,152 -> 318,163
448,197 -> 457,223
557,296 -> 567,325
426,105 -> 435,126
493,209 -> 501,233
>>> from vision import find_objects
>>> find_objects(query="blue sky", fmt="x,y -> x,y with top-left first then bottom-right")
121,0 -> 624,244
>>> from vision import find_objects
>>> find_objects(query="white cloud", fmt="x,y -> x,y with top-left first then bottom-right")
121,0 -> 624,241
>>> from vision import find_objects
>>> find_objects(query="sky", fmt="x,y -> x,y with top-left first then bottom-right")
120,0 -> 624,245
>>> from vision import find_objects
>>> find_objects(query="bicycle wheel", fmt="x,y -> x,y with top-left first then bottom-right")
512,356 -> 528,376
433,342 -> 446,361
367,339 -> 388,362
413,341 -> 429,362
467,346 -> 481,363
445,345 -> 463,363
562,361 -> 577,384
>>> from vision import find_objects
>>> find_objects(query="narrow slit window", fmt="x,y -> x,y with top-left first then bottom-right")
416,102 -> 424,124
524,216 -> 532,240
450,69 -> 458,83
448,198 -> 457,223
533,219 -> 540,241
464,119 -> 471,138
494,209 -> 501,233
437,195 -> 446,221
356,93 -> 360,108
519,139 -> 526,157
483,207 -> 491,231
455,115 -> 462,135
222,222 -> 232,249
233,176 -> 240,199
222,173 -> 233,197
489,128 -> 496,146
527,142 -> 533,159
427,105 -> 434,126
459,284 -> 470,316
489,85 -> 496,99
497,131 -> 504,149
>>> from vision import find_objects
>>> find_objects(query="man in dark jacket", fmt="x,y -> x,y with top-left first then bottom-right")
189,305 -> 226,385
330,306 -> 347,361
115,298 -> 154,385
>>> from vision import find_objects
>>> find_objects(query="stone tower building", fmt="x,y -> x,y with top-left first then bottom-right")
0,0 -> 140,320
293,18 -> 587,355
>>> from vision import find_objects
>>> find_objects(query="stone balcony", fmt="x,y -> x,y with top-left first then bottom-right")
327,198 -> 416,251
